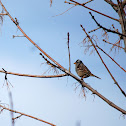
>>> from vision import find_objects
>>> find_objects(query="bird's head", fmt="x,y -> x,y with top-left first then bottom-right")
74,59 -> 82,64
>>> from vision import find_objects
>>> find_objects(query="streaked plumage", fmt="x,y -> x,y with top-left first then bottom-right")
74,59 -> 101,79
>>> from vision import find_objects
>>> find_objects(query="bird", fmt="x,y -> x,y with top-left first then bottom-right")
74,59 -> 101,79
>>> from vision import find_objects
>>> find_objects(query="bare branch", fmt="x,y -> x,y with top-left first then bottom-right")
89,12 -> 126,38
65,0 -> 94,5
104,0 -> 118,12
12,114 -> 22,121
122,0 -> 126,8
0,0 -> 126,115
80,81 -> 126,114
0,69 -> 67,78
103,39 -> 124,49
52,5 -> 76,17
88,27 -> 100,33
96,44 -> 126,72
0,13 -> 7,15
117,0 -> 126,51
0,105 -> 56,126
0,1 -> 66,72
13,35 -> 25,38
80,24 -> 126,97
67,32 -> 71,72
69,0 -> 119,22
82,0 -> 94,5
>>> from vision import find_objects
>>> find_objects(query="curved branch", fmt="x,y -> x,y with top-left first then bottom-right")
80,81 -> 126,114
0,70 -> 67,78
103,39 -> 124,49
96,44 -> 126,72
104,0 -> 118,12
80,24 -> 126,97
0,0 -> 126,115
69,0 -> 119,22
122,0 -> 126,8
117,0 -> 126,52
89,12 -> 126,38
0,105 -> 56,126
0,13 -> 8,15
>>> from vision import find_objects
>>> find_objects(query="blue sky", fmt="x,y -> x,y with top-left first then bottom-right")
0,0 -> 126,126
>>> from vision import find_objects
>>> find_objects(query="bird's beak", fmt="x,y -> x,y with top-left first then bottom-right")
74,62 -> 76,64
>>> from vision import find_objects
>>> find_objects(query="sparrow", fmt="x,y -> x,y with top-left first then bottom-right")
74,59 -> 101,79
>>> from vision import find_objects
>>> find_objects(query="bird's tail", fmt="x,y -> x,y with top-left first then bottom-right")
90,73 -> 101,79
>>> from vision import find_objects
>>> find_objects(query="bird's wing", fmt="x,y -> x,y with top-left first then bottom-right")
77,63 -> 91,73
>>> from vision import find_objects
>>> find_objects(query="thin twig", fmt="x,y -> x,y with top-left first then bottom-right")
104,0 -> 118,12
0,0 -> 126,114
89,12 -> 126,37
65,0 -> 94,5
103,39 -> 124,49
40,53 -> 66,75
67,32 -> 71,72
80,81 -> 126,114
52,5 -> 75,17
117,0 -> 126,52
96,44 -> 126,72
0,105 -> 56,126
39,53 -> 61,70
80,24 -> 126,97
88,27 -> 100,33
69,0 -> 119,22
0,13 -> 7,15
13,35 -> 25,38
0,69 -> 67,78
12,114 -> 22,121
0,1 -> 66,72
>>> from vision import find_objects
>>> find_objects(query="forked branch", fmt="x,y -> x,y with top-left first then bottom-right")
89,12 -> 126,38
80,24 -> 126,97
0,0 -> 126,116
96,44 -> 126,72
0,104 -> 56,126
0,69 -> 67,78
69,0 -> 119,21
